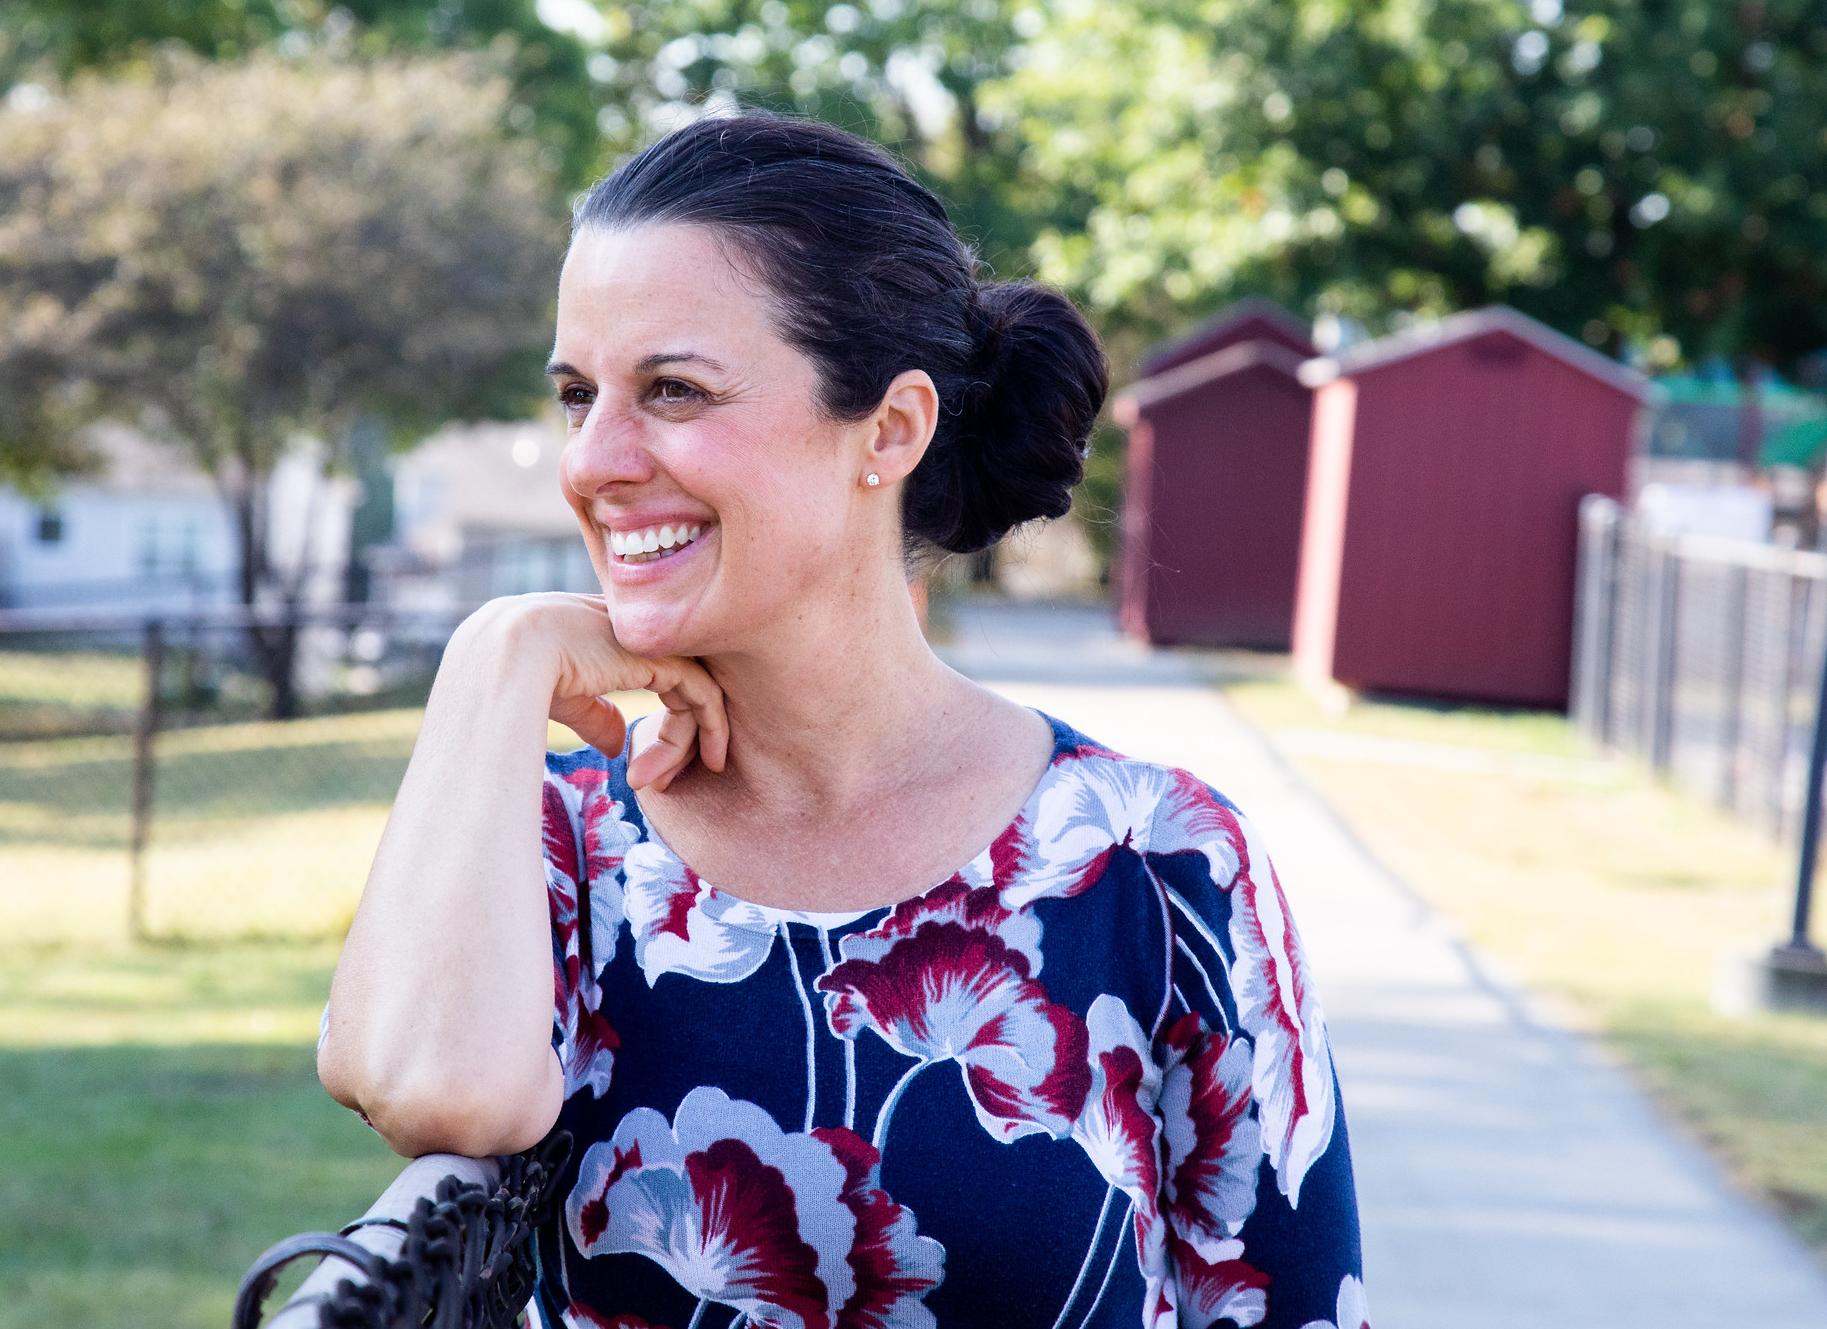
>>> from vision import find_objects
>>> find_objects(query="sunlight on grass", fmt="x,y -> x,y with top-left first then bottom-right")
1224,675 -> 1827,1263
0,684 -> 667,1323
0,692 -> 660,948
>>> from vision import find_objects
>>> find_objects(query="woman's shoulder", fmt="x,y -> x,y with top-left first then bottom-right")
1041,714 -> 1255,872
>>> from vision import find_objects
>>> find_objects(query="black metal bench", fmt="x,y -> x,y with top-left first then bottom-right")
231,1131 -> 572,1329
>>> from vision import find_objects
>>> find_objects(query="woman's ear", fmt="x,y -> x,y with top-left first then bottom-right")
862,368 -> 939,484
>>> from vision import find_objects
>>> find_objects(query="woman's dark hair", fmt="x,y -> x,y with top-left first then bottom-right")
570,109 -> 1108,564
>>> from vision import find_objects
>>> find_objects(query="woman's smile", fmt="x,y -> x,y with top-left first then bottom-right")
605,520 -> 716,583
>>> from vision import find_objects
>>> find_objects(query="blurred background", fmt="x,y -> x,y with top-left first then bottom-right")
4,1 -> 1827,1325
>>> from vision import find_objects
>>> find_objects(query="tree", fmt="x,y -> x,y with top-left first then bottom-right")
985,0 -> 1827,378
0,47 -> 566,714
0,0 -> 601,187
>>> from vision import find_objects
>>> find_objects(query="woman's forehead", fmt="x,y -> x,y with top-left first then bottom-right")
555,225 -> 777,362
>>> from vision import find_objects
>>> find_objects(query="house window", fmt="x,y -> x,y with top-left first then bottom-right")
34,507 -> 64,544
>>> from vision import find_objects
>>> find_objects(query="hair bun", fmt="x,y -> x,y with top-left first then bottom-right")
930,279 -> 1109,555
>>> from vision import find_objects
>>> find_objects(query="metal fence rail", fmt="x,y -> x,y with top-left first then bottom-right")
1572,494 -> 1827,842
0,604 -> 476,944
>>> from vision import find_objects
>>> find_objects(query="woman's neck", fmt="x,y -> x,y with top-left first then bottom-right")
675,581 -> 977,819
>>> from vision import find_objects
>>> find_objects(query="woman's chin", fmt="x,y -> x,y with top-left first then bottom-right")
603,604 -> 702,661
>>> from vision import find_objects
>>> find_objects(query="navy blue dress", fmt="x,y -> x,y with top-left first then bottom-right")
531,706 -> 1368,1329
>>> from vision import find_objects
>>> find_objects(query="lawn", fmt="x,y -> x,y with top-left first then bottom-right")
0,940 -> 406,1327
1221,674 -> 1827,1265
0,688 -> 661,1326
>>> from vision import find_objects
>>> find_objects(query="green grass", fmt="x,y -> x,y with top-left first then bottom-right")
0,688 -> 671,1324
1223,676 -> 1827,1264
0,693 -> 658,946
0,941 -> 403,1329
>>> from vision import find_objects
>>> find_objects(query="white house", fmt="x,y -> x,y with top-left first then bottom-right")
378,417 -> 597,612
0,422 -> 354,615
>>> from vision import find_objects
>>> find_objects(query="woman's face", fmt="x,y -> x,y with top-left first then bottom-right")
548,222 -> 879,660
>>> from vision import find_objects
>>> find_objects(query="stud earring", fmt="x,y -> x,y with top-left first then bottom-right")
865,472 -> 881,487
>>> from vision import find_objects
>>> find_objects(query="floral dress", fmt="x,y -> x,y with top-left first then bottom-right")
531,705 -> 1368,1329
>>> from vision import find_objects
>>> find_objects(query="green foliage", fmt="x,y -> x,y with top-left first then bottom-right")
0,0 -> 600,186
986,0 -> 1827,376
577,0 -> 1051,285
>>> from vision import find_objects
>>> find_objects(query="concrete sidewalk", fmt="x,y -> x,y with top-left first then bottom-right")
936,596 -> 1827,1329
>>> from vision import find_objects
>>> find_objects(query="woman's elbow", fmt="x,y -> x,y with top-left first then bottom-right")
318,1038 -> 564,1158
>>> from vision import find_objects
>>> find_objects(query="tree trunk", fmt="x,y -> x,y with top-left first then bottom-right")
230,472 -> 303,720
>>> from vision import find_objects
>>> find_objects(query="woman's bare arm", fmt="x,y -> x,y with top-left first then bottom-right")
315,596 -> 727,1158
317,607 -> 567,1157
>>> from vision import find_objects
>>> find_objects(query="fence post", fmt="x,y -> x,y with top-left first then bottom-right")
1596,502 -> 1624,746
1719,563 -> 1750,811
1775,576 -> 1807,840
1783,604 -> 1827,962
128,618 -> 165,944
1650,537 -> 1682,772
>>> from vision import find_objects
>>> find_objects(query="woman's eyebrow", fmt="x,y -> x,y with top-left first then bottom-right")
543,352 -> 731,378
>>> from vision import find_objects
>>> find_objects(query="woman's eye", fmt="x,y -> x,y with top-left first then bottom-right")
558,385 -> 593,411
652,378 -> 706,404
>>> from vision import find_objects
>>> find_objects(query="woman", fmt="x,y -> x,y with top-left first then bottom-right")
317,110 -> 1368,1329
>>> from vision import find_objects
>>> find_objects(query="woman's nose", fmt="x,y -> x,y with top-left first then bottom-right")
561,409 -> 655,500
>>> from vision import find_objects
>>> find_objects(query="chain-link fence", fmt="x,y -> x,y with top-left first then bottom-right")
1572,494 -> 1827,843
0,604 -> 471,946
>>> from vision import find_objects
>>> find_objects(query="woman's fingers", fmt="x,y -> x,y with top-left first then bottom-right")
628,702 -> 696,790
648,656 -> 730,775
556,695 -> 627,756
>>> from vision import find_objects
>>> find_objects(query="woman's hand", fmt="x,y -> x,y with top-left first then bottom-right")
457,592 -> 729,793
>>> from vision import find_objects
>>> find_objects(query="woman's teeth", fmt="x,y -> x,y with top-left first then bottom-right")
613,523 -> 707,563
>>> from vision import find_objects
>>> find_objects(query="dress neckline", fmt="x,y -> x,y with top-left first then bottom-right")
618,705 -> 1072,931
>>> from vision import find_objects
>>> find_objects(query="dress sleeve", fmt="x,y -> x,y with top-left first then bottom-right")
542,746 -> 622,1103
1143,769 -> 1370,1329
542,749 -> 588,1063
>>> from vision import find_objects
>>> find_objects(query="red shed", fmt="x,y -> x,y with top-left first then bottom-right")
1291,306 -> 1651,707
1112,302 -> 1316,649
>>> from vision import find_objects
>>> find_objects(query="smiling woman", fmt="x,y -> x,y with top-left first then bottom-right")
312,107 -> 1368,1329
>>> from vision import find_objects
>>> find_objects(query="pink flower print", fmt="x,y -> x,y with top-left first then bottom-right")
555,974 -> 620,1100
1159,1012 -> 1261,1256
816,886 -> 1091,1145
849,881 -> 1043,974
544,776 -> 585,887
1228,849 -> 1335,1207
998,757 -> 1168,908
545,767 -> 638,999
566,1088 -> 859,1329
1146,767 -> 1249,886
578,784 -> 638,970
1170,1236 -> 1271,1329
1299,1273 -> 1371,1329
1071,995 -> 1163,1214
809,1127 -> 945,1329
1066,995 -> 1176,1328
1145,771 -> 1337,1208
621,841 -> 777,986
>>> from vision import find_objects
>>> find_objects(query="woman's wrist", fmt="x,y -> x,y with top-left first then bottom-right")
443,599 -> 565,702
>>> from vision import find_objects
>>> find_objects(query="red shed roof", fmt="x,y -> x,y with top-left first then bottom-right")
1297,305 -> 1656,402
1114,339 -> 1309,424
1139,297 -> 1314,378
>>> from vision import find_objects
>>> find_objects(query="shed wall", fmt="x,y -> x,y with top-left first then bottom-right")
1325,331 -> 1637,705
